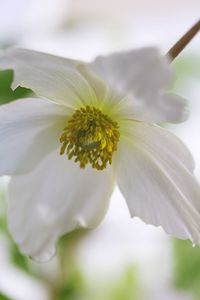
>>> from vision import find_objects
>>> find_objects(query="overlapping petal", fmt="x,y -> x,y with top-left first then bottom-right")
8,151 -> 114,261
0,48 -> 109,109
89,48 -> 189,123
115,121 -> 200,243
0,97 -> 70,175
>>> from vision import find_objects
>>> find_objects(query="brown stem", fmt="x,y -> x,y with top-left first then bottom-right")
166,19 -> 200,61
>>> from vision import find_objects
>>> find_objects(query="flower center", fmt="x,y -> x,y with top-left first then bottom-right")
59,106 -> 120,170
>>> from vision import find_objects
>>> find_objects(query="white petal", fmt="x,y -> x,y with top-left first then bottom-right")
0,97 -> 70,175
8,151 -> 114,261
89,47 -> 188,123
0,48 -> 106,108
115,121 -> 200,243
77,63 -> 124,118
119,93 -> 189,124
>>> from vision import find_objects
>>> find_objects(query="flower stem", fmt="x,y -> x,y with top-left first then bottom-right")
166,19 -> 200,61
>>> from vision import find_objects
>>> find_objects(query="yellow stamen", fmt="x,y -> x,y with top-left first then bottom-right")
59,106 -> 120,170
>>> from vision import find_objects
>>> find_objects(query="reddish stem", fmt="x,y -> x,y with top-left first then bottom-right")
166,19 -> 200,61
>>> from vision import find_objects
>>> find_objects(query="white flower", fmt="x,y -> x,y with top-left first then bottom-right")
0,47 -> 200,262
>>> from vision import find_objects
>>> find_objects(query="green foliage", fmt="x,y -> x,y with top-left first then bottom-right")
53,267 -> 86,300
52,230 -> 88,300
173,239 -> 200,298
171,55 -> 200,93
55,232 -> 140,300
173,55 -> 200,79
10,243 -> 32,274
108,265 -> 139,300
0,293 -> 12,300
0,70 -> 31,105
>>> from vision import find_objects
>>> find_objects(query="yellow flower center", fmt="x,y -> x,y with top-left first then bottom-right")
59,106 -> 120,170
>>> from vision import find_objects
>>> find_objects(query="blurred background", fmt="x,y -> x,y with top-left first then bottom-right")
0,0 -> 200,299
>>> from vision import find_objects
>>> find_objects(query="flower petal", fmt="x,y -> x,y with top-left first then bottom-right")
77,63 -> 124,118
117,93 -> 189,124
89,47 -> 188,123
0,48 -> 106,108
8,152 -> 114,261
0,97 -> 70,175
115,121 -> 200,243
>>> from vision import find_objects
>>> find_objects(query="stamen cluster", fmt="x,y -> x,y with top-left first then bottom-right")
60,106 -> 120,170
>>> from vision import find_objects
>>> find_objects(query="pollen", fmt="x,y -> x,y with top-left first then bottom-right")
59,106 -> 120,170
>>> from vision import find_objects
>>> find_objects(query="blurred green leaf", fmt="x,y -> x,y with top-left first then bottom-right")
10,243 -> 32,274
0,293 -> 12,300
171,55 -> 200,92
0,70 -> 32,105
52,230 -> 87,300
54,268 -> 86,300
173,239 -> 200,297
173,55 -> 200,79
108,265 -> 139,300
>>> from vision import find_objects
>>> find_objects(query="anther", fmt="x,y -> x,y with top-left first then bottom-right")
59,106 -> 120,170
